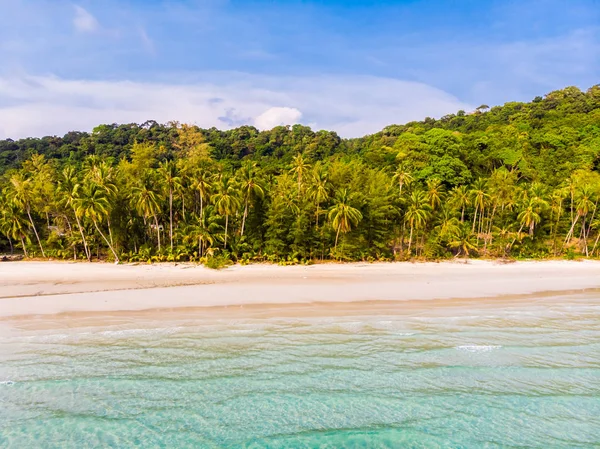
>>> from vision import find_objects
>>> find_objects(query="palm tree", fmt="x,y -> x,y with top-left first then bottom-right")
86,160 -> 118,247
74,182 -> 119,262
549,188 -> 567,254
180,206 -> 220,258
588,215 -> 600,255
517,197 -> 543,236
158,161 -> 182,250
0,196 -> 29,256
392,164 -> 414,197
449,226 -> 477,258
289,153 -> 311,196
212,175 -> 241,249
450,185 -> 470,222
404,190 -> 431,255
328,189 -> 363,250
130,173 -> 162,252
564,185 -> 595,247
470,178 -> 489,234
509,197 -> 546,251
307,163 -> 329,228
434,205 -> 461,242
238,162 -> 265,237
57,166 -> 91,261
194,168 -> 212,219
426,178 -> 444,211
7,174 -> 45,257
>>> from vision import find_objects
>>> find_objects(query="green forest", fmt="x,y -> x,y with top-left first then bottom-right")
1,85 -> 600,264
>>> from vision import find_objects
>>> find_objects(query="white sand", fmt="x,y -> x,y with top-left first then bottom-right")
1,260 -> 600,317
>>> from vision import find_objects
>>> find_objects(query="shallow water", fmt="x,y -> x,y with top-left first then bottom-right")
1,294 -> 600,448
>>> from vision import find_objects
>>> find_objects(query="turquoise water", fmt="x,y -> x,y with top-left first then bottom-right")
1,295 -> 599,448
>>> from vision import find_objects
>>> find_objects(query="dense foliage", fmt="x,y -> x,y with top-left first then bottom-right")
2,85 -> 600,263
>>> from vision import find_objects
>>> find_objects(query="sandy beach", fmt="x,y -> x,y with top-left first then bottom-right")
1,260 -> 599,318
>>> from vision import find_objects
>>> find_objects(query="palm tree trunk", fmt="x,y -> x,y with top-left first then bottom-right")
585,199 -> 599,240
26,206 -> 45,257
224,214 -> 229,249
106,217 -> 115,250
407,225 -> 414,255
154,215 -> 161,252
241,197 -> 249,237
7,235 -> 13,255
471,204 -> 478,233
169,189 -> 174,251
582,217 -> 589,256
20,236 -> 28,257
591,231 -> 600,256
509,222 -> 526,252
73,207 -> 91,261
552,206 -> 563,256
93,220 -> 119,262
564,214 -> 580,246
334,226 -> 341,252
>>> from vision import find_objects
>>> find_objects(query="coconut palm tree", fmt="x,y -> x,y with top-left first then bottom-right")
57,166 -> 91,261
86,160 -> 118,247
470,178 -> 489,234
180,206 -> 220,258
404,190 -> 431,255
130,173 -> 162,252
307,163 -> 329,229
518,197 -> 543,237
450,185 -> 470,222
289,153 -> 311,196
449,226 -> 477,257
238,162 -> 265,237
434,205 -> 461,243
328,189 -> 363,251
0,196 -> 29,256
158,161 -> 182,250
509,197 -> 546,251
564,185 -> 595,247
212,175 -> 241,249
392,164 -> 414,197
74,182 -> 119,262
194,167 -> 212,219
426,178 -> 444,211
7,174 -> 45,257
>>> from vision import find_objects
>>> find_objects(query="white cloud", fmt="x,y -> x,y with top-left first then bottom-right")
254,107 -> 302,129
0,73 -> 472,140
73,5 -> 100,33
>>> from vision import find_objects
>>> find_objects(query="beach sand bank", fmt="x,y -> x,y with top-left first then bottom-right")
1,260 -> 600,318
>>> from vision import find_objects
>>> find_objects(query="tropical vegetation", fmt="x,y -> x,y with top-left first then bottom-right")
1,86 -> 600,264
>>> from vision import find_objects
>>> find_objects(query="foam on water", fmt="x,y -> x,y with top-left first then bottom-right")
455,344 -> 502,352
1,294 -> 599,448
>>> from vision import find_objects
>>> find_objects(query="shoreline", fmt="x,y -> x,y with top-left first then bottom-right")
2,260 -> 600,318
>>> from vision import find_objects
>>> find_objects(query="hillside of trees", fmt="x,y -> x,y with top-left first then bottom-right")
1,85 -> 600,264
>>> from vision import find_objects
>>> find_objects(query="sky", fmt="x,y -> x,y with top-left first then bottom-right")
0,0 -> 599,139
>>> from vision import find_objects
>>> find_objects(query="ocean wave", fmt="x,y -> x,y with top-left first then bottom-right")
455,345 -> 502,353
98,327 -> 184,337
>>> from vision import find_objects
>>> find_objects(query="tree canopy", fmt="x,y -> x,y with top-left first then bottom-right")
1,85 -> 600,263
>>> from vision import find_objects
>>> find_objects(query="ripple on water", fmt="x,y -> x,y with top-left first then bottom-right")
0,295 -> 599,448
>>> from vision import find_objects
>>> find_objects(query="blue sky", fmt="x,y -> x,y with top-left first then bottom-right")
0,0 -> 599,138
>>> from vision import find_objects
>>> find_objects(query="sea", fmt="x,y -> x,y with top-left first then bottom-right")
1,293 -> 599,448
